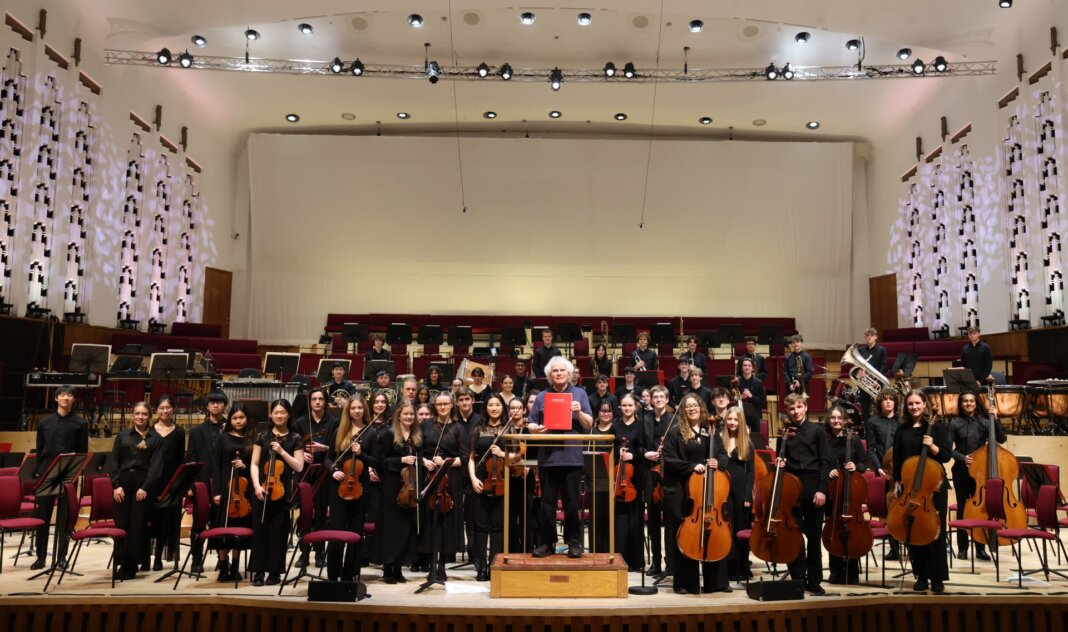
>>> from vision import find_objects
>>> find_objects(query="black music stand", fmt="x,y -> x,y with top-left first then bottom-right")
719,324 -> 745,344
264,353 -> 299,382
29,453 -> 90,580
109,355 -> 144,373
1,452 -> 25,468
697,330 -> 723,350
155,462 -> 205,583
119,344 -> 156,356
342,323 -> 369,351
447,326 -> 473,349
417,325 -> 443,346
366,360 -> 395,380
500,327 -> 528,348
610,324 -> 637,344
757,325 -> 786,347
149,353 -> 189,381
387,323 -> 412,345
82,452 -> 111,477
649,323 -> 675,346
415,458 -> 457,594
943,368 -> 979,396
316,358 -> 352,385
556,323 -> 582,343
69,344 -> 111,374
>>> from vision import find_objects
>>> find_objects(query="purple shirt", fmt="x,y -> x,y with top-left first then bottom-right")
529,383 -> 593,467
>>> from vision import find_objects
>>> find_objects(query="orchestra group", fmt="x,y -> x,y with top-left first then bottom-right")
28,326 -> 1016,596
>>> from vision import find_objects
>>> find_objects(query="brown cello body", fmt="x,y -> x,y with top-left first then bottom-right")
676,448 -> 733,563
822,429 -> 873,559
963,394 -> 1027,546
750,428 -> 803,565
886,423 -> 943,546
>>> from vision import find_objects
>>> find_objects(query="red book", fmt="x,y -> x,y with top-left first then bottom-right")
543,393 -> 573,430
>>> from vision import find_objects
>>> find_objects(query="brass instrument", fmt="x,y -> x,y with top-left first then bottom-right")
894,370 -> 911,397
840,344 -> 891,399
794,353 -> 807,398
374,386 -> 398,406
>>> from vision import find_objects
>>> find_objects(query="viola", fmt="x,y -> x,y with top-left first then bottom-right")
613,437 -> 638,504
750,423 -> 803,564
964,380 -> 1027,546
225,451 -> 250,521
886,419 -> 943,546
397,443 -> 419,508
676,427 -> 732,563
821,426 -> 873,559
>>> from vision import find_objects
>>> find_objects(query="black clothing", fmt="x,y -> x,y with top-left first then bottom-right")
680,350 -> 708,374
960,341 -> 993,383
185,417 -> 225,485
630,347 -> 658,371
249,431 -> 304,575
110,427 -> 160,576
419,419 -> 465,558
735,353 -> 768,382
378,428 -> 424,568
325,379 -> 357,402
34,410 -> 90,477
688,386 -> 713,411
782,420 -> 831,587
827,431 -> 868,473
468,421 -> 509,568
613,418 -> 644,570
864,414 -> 898,474
589,390 -> 619,418
591,355 -> 613,380
147,425 -> 186,563
668,375 -> 691,407
856,344 -> 888,376
893,420 -> 952,582
531,345 -> 562,378
724,438 -> 755,580
511,375 -> 532,399
949,413 -> 1006,552
292,413 -> 338,464
642,408 -> 677,572
784,351 -> 814,394
324,425 -> 379,580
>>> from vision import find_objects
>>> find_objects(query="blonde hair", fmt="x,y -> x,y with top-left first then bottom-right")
335,393 -> 370,453
391,401 -> 423,448
721,405 -> 751,461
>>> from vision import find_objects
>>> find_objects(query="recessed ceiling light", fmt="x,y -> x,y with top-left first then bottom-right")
753,119 -> 767,127
298,23 -> 313,35
408,14 -> 424,28
341,113 -> 356,121
897,48 -> 912,60
1000,0 -> 1012,7
397,112 -> 411,119
577,13 -> 592,26
806,121 -> 820,130
614,113 -> 627,121
244,28 -> 260,41
698,116 -> 712,125
795,32 -> 810,44
688,20 -> 704,33
285,114 -> 300,123
846,39 -> 861,51
520,12 -> 536,25
484,111 -> 497,119
549,110 -> 562,118
191,35 -> 207,48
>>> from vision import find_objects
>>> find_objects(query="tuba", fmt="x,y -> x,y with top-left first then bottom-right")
840,344 -> 891,399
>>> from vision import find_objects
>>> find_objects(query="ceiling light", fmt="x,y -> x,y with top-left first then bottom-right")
1000,0 -> 1012,6
156,48 -> 172,64
549,110 -> 561,118
427,61 -> 441,84
341,113 -> 356,121
520,12 -> 536,25
298,23 -> 313,35
688,20 -> 704,33
550,67 -> 562,91
329,57 -> 343,74
781,63 -> 794,80
846,39 -> 861,51
911,58 -> 926,75
191,35 -> 207,48
484,111 -> 497,119
795,32 -> 810,44
603,61 -> 616,77
350,59 -> 364,76
764,63 -> 779,80
753,119 -> 767,126
897,48 -> 912,60
499,63 -> 513,80
614,113 -> 627,121
476,62 -> 490,78
623,62 -> 637,78
933,56 -> 949,72
396,112 -> 411,119
408,14 -> 424,28
285,114 -> 300,123
806,121 -> 820,130
244,28 -> 260,41
698,116 -> 712,125
577,13 -> 592,26
178,51 -> 194,68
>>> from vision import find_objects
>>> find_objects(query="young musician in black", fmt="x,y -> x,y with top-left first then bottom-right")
31,385 -> 89,570
467,367 -> 490,417
511,359 -> 531,399
613,393 -> 645,572
960,327 -> 993,385
589,374 -> 619,418
680,336 -> 708,374
591,344 -> 613,380
378,401 -> 424,583
110,401 -> 159,580
505,397 -> 539,553
455,387 -> 481,560
147,396 -> 185,572
425,366 -> 448,397
631,332 -> 658,371
250,399 -> 305,586
326,394 -> 379,582
855,328 -> 888,418
325,361 -> 357,406
735,337 -> 768,381
642,385 -> 676,577
467,394 -> 513,581
688,369 -> 713,411
668,358 -> 692,408
212,402 -> 256,583
736,358 -> 767,448
589,400 -> 619,556
532,329 -> 562,379
617,367 -> 640,400
363,390 -> 392,567
292,387 -> 337,569
418,393 -> 465,577
824,405 -> 867,584
779,393 -> 831,595
864,388 -> 900,560
948,391 -> 1004,561
721,406 -> 755,581
364,335 -> 390,379
784,335 -> 814,396
184,389 -> 228,574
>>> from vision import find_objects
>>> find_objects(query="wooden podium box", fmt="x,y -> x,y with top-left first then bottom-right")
490,553 -> 628,598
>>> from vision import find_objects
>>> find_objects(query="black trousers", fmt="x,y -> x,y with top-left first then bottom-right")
472,492 -> 504,565
952,467 -> 986,552
907,486 -> 949,582
112,470 -> 151,575
615,498 -> 644,570
326,492 -> 366,581
665,489 -> 727,592
645,472 -> 676,571
250,498 -> 290,575
540,466 -> 583,548
34,495 -> 69,563
786,474 -> 824,587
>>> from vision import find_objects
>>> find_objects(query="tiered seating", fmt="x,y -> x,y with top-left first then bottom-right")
111,334 -> 257,355
169,322 -> 222,337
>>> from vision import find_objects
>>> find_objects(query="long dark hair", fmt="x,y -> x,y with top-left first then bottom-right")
223,401 -> 258,443
268,398 -> 294,432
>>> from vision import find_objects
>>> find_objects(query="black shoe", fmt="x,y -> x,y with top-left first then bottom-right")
645,564 -> 662,576
672,587 -> 692,595
806,584 -> 826,596
216,560 -> 230,581
956,549 -> 968,560
884,550 -> 900,561
153,557 -> 163,571
296,553 -> 309,569
827,574 -> 845,585
629,565 -> 642,573
252,573 -> 265,586
913,578 -> 928,591
382,574 -> 397,584
394,572 -> 407,583
191,560 -> 205,574
975,549 -> 991,561
228,567 -> 242,583
705,585 -> 733,593
931,580 -> 945,593
314,553 -> 325,569
56,559 -> 68,571
475,563 -> 490,582
30,558 -> 46,571
532,544 -> 554,558
265,574 -> 280,586
141,561 -> 151,572
567,545 -> 583,559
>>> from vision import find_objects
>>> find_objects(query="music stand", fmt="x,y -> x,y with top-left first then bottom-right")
366,359 -> 395,380
387,323 -> 412,345
1,452 -> 25,468
634,370 -> 661,389
697,330 -> 722,350
149,353 -> 188,381
500,327 -> 528,347
610,323 -> 637,344
263,352 -> 299,381
342,323 -> 369,349
82,452 -> 110,476
943,368 -> 979,395
69,344 -> 111,374
447,326 -> 473,349
316,358 -> 352,384
109,355 -> 144,373
238,399 -> 269,426
715,375 -> 735,389
556,323 -> 582,343
29,453 -> 90,579
417,325 -> 444,346
119,344 -> 156,356
649,323 -> 675,346
154,462 -> 205,582
757,325 -> 785,347
719,324 -> 745,344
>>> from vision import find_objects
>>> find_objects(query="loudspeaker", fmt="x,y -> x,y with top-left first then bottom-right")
745,579 -> 805,601
307,580 -> 367,602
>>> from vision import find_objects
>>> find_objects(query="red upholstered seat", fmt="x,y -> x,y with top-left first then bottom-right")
998,528 -> 1056,540
302,530 -> 362,545
0,517 -> 44,530
736,529 -> 752,539
71,527 -> 126,541
949,518 -> 1003,530
871,527 -> 891,538
363,522 -> 375,535
199,526 -> 255,540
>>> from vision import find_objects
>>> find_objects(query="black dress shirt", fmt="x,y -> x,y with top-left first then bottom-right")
185,417 -> 224,484
110,427 -> 160,486
856,344 -> 888,376
948,414 -> 1006,464
863,414 -> 897,472
532,345 -> 562,378
630,347 -> 658,371
960,342 -> 993,382
735,353 -> 768,381
783,420 -> 832,496
679,351 -> 708,374
784,351 -> 814,391
35,410 -> 90,476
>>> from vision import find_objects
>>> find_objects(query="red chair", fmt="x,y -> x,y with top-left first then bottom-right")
947,478 -> 1004,577
0,476 -> 44,573
573,339 -> 589,356
174,481 -> 253,590
278,482 -> 363,595
998,483 -> 1063,587
864,476 -> 900,586
45,482 -> 126,591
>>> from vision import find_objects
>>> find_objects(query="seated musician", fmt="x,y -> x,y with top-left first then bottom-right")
687,368 -> 713,411
949,391 -> 1004,562
679,336 -> 708,374
779,393 -> 831,595
589,374 -> 619,418
373,370 -> 394,395
735,337 -> 768,381
617,367 -> 639,400
511,359 -> 531,399
592,344 -> 613,379
363,335 -> 391,379
784,335 -> 814,396
400,376 -> 418,404
424,366 -> 448,395
325,361 -> 356,406
631,332 -> 658,371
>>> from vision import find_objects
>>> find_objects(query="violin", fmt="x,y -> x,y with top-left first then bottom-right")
334,425 -> 372,501
475,420 -> 511,498
225,451 -> 250,522
676,425 -> 732,562
260,443 -> 286,522
964,380 -> 1027,546
750,422 -> 803,564
821,425 -> 873,560
613,437 -> 638,503
650,409 -> 680,506
886,418 -> 943,546
426,418 -> 454,513
397,442 -> 419,508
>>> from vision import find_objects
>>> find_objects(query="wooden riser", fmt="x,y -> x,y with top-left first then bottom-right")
490,553 -> 628,598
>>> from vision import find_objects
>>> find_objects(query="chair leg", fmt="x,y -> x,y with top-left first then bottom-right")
1015,542 -> 1023,588
0,528 -> 5,574
172,545 -> 194,591
278,538 -> 301,595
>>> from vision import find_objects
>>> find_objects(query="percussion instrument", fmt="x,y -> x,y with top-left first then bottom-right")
922,386 -> 959,419
978,385 -> 1028,419
1028,386 -> 1068,419
220,379 -> 301,403
457,358 -> 495,386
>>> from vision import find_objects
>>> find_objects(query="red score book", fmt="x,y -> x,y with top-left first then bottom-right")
543,393 -> 574,430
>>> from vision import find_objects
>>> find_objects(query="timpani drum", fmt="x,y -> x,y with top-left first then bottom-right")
979,385 -> 1029,419
1029,387 -> 1068,419
922,386 -> 959,418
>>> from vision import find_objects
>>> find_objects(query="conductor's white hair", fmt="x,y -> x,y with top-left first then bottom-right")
544,355 -> 575,377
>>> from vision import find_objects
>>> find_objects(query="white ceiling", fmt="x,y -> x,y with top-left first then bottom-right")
75,1 -> 1059,147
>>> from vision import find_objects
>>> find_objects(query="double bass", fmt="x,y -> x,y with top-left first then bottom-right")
886,418 -> 943,546
963,380 -> 1027,546
676,424 -> 733,562
821,425 -> 873,560
750,423 -> 803,564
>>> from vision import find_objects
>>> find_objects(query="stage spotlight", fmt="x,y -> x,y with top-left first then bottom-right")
298,23 -> 314,35
781,64 -> 794,80
428,61 -> 441,84
911,58 -> 926,75
178,51 -> 194,68
897,48 -> 912,60
603,61 -> 616,77
520,12 -> 536,25
614,113 -> 627,121
408,14 -> 424,28
623,63 -> 636,78
933,56 -> 948,72
477,62 -> 490,78
549,110 -> 561,118
245,28 -> 260,41
577,13 -> 592,26
806,121 -> 820,130
499,63 -> 513,80
484,111 -> 497,119
350,59 -> 364,76
191,35 -> 207,48
550,67 -> 562,91
156,48 -> 172,64
698,116 -> 713,125
330,57 -> 343,74
1000,0 -> 1012,7
689,20 -> 704,33
764,63 -> 779,80
846,39 -> 861,51
795,32 -> 810,44
285,113 -> 300,123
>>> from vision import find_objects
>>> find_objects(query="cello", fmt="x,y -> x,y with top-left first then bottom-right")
886,418 -> 943,546
676,424 -> 733,562
963,380 -> 1027,546
749,422 -> 803,565
821,424 -> 873,560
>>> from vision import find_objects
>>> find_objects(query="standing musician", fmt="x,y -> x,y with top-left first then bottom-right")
467,367 -> 491,417
631,332 -> 659,371
325,361 -> 357,407
362,390 -> 390,567
949,391 -> 1004,561
506,398 -> 540,553
147,396 -> 185,572
589,401 -> 619,556
642,385 -> 676,577
31,385 -> 89,570
736,358 -> 767,448
710,387 -> 732,425
377,401 -> 424,584
369,391 -> 392,426
292,387 -> 338,569
532,329 -> 562,379
617,367 -> 640,401
721,405 -> 755,581
687,369 -> 713,411
854,328 -> 888,418
863,388 -> 901,560
511,359 -> 532,400
249,399 -> 305,586
468,394 -> 515,581
824,405 -> 868,584
212,402 -> 256,583
184,390 -> 228,574
680,336 -> 709,374
960,327 -> 993,385
778,392 -> 831,595
455,388 -> 482,560
419,393 -> 466,575
668,358 -> 692,408
735,337 -> 768,382
613,393 -> 645,572
527,356 -> 594,558
893,390 -> 951,593
784,335 -> 814,397
589,374 -> 619,419
592,344 -> 613,380
364,335 -> 391,379
400,377 -> 418,405
110,401 -> 159,580
415,385 -> 431,406
498,374 -> 518,407
661,393 -> 731,594
425,366 -> 449,399
325,394 -> 379,582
